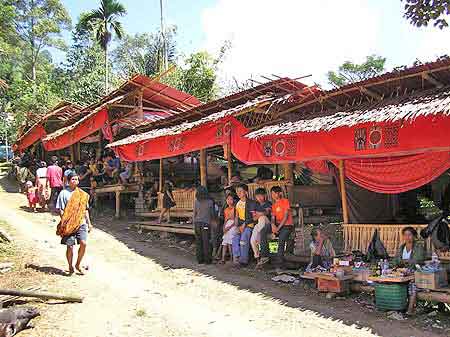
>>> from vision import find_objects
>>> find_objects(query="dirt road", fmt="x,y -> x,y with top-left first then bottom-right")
0,178 -> 445,337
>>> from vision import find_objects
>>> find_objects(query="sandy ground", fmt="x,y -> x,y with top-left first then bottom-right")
0,177 -> 447,337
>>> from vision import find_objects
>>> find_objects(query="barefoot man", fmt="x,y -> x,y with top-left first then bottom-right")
56,172 -> 92,275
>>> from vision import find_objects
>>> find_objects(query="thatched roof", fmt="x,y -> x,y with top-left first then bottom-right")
107,94 -> 291,148
246,85 -> 450,138
43,95 -> 125,142
16,102 -> 83,142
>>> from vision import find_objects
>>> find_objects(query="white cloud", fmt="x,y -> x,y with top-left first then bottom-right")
201,0 -> 450,88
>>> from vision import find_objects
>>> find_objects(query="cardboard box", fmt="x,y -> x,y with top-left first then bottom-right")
415,270 -> 448,290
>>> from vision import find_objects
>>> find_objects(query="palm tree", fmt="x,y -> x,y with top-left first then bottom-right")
79,0 -> 127,93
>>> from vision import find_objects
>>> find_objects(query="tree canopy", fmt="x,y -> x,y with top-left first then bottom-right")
327,55 -> 386,87
0,0 -> 223,143
403,0 -> 450,29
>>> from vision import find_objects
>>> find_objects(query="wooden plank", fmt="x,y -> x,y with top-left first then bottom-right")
131,222 -> 193,229
304,272 -> 354,281
136,210 -> 193,218
138,224 -> 194,235
0,289 -> 83,303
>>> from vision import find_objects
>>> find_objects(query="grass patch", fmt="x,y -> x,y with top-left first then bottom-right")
136,308 -> 147,317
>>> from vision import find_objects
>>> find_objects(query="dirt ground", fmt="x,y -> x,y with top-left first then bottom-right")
0,176 -> 448,337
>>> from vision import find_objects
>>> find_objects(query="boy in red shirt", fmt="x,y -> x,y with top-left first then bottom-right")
259,186 -> 293,267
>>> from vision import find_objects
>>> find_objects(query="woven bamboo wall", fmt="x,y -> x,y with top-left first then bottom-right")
247,181 -> 292,202
157,189 -> 196,210
343,224 -> 450,260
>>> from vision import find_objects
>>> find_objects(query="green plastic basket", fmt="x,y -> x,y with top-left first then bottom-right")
374,283 -> 408,311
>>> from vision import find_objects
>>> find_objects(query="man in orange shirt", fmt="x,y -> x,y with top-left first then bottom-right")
259,186 -> 293,267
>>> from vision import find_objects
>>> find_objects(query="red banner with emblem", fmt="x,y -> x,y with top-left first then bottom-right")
43,108 -> 108,151
14,124 -> 47,152
232,115 -> 450,164
113,117 -> 248,161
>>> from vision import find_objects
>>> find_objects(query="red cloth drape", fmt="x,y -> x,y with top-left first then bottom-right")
334,151 -> 450,194
233,115 -> 450,164
15,125 -> 46,152
43,108 -> 108,151
112,117 -> 249,161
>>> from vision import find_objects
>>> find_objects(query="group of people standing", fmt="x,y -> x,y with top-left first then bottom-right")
193,183 -> 294,268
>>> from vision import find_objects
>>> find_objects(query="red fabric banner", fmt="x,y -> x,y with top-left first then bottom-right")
14,125 -> 46,152
233,115 -> 450,164
113,117 -> 248,161
335,151 -> 450,194
43,108 -> 108,151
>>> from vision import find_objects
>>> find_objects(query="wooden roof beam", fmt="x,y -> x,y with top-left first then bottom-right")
422,72 -> 444,88
360,87 -> 382,101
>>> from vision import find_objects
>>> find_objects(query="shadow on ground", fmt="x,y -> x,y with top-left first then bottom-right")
0,175 -> 443,337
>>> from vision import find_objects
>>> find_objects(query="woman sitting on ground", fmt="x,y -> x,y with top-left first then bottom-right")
308,228 -> 335,270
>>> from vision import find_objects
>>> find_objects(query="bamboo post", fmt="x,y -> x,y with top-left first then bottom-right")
97,132 -> 103,159
226,144 -> 232,185
200,149 -> 207,187
115,191 -> 120,218
69,145 -> 75,162
339,160 -> 349,224
137,88 -> 144,120
159,159 -> 163,192
282,163 -> 294,201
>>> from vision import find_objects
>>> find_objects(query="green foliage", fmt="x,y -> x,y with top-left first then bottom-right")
327,55 -> 386,87
175,52 -> 219,102
112,27 -> 177,79
13,0 -> 72,81
52,25 -> 107,106
79,0 -> 126,51
403,0 -> 450,29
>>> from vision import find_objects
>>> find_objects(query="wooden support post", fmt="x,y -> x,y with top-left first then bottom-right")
339,160 -> 349,224
97,132 -> 103,158
159,159 -> 163,192
115,191 -> 120,218
137,88 -> 144,120
200,149 -> 207,187
226,144 -> 232,184
69,145 -> 75,162
76,142 -> 81,162
282,163 -> 294,182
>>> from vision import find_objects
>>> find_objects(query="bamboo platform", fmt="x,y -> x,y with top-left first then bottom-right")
93,183 -> 139,218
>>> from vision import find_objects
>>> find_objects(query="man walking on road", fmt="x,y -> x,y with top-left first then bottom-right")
56,172 -> 92,275
47,157 -> 63,210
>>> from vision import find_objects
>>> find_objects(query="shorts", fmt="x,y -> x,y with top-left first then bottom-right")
61,224 -> 88,246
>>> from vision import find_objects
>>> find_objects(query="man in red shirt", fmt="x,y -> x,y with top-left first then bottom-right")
259,186 -> 293,267
47,158 -> 63,209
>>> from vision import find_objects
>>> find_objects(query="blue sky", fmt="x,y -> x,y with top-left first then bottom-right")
58,0 -> 450,87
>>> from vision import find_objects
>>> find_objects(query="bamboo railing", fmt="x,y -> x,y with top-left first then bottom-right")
343,223 -> 450,260
247,180 -> 292,202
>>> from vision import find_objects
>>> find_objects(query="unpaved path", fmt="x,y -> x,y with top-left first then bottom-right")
0,178 -> 445,337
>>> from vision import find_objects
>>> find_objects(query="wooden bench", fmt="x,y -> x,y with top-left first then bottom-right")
136,189 -> 195,219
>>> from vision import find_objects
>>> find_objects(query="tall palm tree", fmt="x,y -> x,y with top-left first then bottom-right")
79,0 -> 127,93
